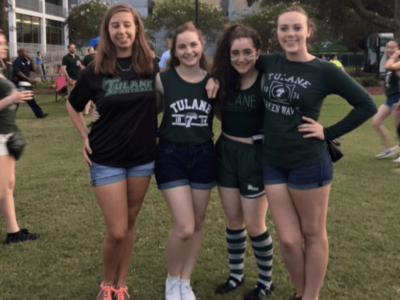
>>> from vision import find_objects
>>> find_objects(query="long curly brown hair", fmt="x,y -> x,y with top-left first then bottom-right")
212,23 -> 262,107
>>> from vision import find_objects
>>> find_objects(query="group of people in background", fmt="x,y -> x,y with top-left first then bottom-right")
5,2 -> 399,300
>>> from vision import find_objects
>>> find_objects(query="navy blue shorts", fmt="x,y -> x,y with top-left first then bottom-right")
384,93 -> 400,109
155,139 -> 217,190
262,153 -> 333,190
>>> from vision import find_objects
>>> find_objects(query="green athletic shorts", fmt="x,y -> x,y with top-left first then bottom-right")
216,134 -> 265,199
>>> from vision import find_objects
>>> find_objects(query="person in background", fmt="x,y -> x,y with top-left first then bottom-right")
159,30 -> 174,71
318,54 -> 326,61
12,48 -> 48,118
329,54 -> 345,71
0,30 -> 40,244
61,43 -> 83,95
372,39 -> 400,160
82,45 -> 96,118
35,51 -> 45,82
147,40 -> 160,63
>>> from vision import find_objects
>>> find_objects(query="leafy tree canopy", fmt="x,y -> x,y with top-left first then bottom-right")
144,0 -> 228,44
66,0 -> 111,50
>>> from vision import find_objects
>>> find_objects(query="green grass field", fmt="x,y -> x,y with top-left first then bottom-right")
1,95 -> 399,300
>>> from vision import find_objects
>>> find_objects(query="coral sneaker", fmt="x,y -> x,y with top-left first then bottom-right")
95,282 -> 114,300
113,287 -> 130,300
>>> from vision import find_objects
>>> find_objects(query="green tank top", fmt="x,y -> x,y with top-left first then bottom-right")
221,71 -> 264,137
384,70 -> 400,97
159,68 -> 214,145
0,76 -> 17,134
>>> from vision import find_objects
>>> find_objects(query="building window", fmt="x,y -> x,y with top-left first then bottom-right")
46,0 -> 62,5
16,14 -> 41,44
46,19 -> 63,45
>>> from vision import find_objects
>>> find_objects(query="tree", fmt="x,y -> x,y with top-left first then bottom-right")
144,0 -> 228,45
241,1 -> 316,52
246,0 -> 399,37
66,0 -> 111,50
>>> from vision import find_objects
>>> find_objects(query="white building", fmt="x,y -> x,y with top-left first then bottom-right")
8,0 -> 69,73
76,0 -> 153,17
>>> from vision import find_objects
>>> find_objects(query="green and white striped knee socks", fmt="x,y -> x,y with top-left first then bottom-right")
226,227 -> 246,285
250,230 -> 273,289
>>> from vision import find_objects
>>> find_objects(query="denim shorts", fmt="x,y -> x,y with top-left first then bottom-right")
155,139 -> 217,190
262,154 -> 333,190
384,93 -> 400,109
0,133 -> 12,156
90,161 -> 155,187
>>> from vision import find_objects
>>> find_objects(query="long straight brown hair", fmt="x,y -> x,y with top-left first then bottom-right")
93,4 -> 153,76
168,22 -> 209,72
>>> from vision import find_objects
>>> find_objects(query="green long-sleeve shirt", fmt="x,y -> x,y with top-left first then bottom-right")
259,53 -> 377,168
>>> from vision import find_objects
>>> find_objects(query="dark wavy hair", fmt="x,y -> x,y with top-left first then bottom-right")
168,22 -> 209,71
212,23 -> 262,107
93,4 -> 153,76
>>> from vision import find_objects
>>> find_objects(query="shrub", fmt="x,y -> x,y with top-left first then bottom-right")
353,76 -> 380,87
33,79 -> 56,89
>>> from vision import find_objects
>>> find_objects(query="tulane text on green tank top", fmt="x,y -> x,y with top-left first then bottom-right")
159,68 -> 214,146
103,77 -> 154,97
221,71 -> 264,137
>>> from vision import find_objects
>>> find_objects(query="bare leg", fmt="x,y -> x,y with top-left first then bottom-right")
241,194 -> 268,237
93,180 -> 128,285
290,185 -> 331,300
115,176 -> 150,287
180,188 -> 211,279
218,186 -> 245,230
0,155 -> 19,233
265,184 -> 305,297
163,186 -> 196,277
372,105 -> 393,148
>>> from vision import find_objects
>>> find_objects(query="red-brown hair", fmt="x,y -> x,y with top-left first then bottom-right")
168,22 -> 209,72
271,6 -> 315,40
93,4 -> 153,76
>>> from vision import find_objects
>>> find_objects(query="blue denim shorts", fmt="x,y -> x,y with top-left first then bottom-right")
384,93 -> 400,109
155,139 -> 217,190
90,161 -> 155,187
262,154 -> 333,190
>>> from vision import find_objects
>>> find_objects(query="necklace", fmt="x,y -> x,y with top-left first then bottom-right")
116,61 -> 132,72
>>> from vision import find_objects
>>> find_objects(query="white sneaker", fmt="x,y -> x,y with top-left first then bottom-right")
376,146 -> 400,158
165,278 -> 181,300
180,281 -> 196,300
393,155 -> 400,162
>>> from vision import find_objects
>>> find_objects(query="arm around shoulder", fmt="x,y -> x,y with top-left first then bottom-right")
155,73 -> 164,114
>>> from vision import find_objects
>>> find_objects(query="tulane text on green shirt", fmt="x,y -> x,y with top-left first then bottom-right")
158,68 -> 214,146
259,53 -> 377,169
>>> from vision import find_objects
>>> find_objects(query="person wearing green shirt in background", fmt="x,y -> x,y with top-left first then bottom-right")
0,29 -> 40,244
259,6 -> 377,300
61,43 -> 83,95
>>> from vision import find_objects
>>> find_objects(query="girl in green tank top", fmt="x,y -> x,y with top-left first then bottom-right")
372,39 -> 400,160
154,22 -> 216,300
0,29 -> 39,245
211,24 -> 274,300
